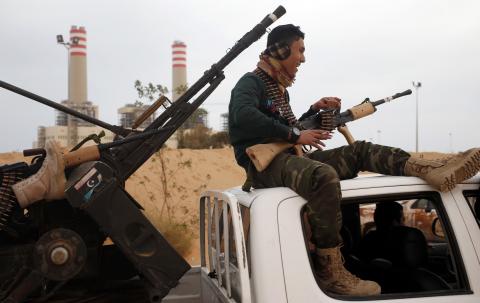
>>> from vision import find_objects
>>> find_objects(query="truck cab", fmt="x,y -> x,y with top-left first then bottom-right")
199,174 -> 480,303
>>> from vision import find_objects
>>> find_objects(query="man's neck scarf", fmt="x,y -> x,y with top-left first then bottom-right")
256,54 -> 295,89
254,55 -> 297,126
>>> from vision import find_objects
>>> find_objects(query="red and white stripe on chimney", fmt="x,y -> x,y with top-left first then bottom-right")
68,26 -> 87,103
69,26 -> 87,57
172,41 -> 187,101
172,41 -> 186,68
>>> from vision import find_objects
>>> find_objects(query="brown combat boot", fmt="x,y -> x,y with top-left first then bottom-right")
404,148 -> 480,192
315,246 -> 381,296
12,140 -> 66,208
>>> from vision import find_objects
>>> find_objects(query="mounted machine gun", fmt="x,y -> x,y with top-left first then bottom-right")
0,6 -> 286,302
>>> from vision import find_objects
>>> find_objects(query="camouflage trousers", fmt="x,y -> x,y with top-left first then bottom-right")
249,141 -> 410,248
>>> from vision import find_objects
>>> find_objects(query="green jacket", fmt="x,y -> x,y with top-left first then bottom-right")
228,72 -> 315,170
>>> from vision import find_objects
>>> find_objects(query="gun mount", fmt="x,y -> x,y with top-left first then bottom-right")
0,6 -> 286,302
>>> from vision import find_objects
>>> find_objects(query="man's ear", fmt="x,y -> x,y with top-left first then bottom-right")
266,42 -> 291,60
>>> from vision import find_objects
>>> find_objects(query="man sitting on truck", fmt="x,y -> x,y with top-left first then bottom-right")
228,24 -> 480,296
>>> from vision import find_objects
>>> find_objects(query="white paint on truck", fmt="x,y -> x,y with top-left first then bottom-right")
199,174 -> 480,303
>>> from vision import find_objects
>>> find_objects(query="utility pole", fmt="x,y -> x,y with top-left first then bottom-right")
412,81 -> 422,152
56,34 -> 79,81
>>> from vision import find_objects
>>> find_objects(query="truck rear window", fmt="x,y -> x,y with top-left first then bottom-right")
303,192 -> 471,298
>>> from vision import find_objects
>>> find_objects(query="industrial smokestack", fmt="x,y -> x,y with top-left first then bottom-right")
172,41 -> 187,102
40,25 -> 103,149
68,26 -> 87,104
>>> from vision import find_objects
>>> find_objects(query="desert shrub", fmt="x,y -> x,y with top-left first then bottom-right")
209,131 -> 229,148
177,126 -> 210,149
157,218 -> 194,256
177,126 -> 230,149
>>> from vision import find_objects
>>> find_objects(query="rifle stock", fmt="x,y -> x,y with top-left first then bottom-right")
63,145 -> 101,168
246,142 -> 293,172
246,142 -> 305,172
24,145 -> 102,168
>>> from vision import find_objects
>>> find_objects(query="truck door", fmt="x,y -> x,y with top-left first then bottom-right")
278,185 -> 480,303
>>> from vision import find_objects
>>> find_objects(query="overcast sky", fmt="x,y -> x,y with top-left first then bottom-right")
1,0 -> 479,153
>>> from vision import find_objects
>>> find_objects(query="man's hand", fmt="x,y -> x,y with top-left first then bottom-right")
312,97 -> 341,111
297,129 -> 332,150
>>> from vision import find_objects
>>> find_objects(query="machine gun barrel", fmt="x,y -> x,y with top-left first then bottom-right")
0,80 -> 130,137
115,5 -> 286,179
149,6 -> 286,130
0,6 -> 286,180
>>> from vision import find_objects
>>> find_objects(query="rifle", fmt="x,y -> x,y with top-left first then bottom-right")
246,89 -> 412,172
0,6 -> 286,303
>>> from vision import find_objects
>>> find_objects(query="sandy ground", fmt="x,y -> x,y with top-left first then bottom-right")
0,148 -> 450,265
125,147 -> 245,265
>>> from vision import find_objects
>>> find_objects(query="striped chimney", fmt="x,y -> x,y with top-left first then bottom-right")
172,41 -> 187,102
68,26 -> 87,104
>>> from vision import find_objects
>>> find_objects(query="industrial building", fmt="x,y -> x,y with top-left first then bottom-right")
36,26 -> 114,148
35,28 -> 196,149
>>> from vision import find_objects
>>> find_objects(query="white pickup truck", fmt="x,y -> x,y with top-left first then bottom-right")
193,174 -> 480,303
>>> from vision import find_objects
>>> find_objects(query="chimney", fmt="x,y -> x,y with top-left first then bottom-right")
172,41 -> 187,102
68,25 -> 87,104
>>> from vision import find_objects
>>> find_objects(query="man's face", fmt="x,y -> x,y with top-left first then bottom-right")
279,38 -> 305,78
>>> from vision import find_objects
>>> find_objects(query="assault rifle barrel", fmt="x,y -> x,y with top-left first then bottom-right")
338,89 -> 412,123
0,80 -> 130,137
370,89 -> 412,107
300,89 -> 412,130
